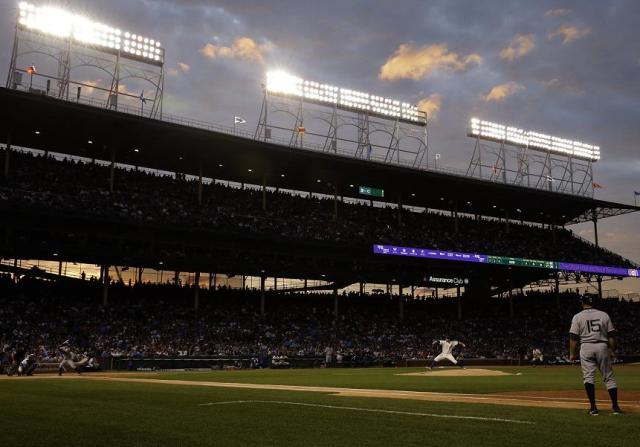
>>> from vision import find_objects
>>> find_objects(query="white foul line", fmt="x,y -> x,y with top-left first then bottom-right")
198,400 -> 534,425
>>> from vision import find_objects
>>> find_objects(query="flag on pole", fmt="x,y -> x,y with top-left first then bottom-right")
234,116 -> 246,124
367,143 -> 373,158
139,91 -> 146,104
634,191 -> 640,196
592,182 -> 603,189
297,126 -> 306,134
26,65 -> 36,74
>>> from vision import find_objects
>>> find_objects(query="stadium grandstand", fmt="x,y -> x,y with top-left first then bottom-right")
1,1 -> 639,374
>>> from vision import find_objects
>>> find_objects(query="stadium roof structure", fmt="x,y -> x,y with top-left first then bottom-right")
1,87 -> 638,227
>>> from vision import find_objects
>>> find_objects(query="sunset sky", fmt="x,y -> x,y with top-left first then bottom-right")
1,0 -> 638,292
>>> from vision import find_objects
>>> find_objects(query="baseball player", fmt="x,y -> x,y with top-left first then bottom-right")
531,348 -> 544,367
427,337 -> 465,370
569,293 -> 621,415
18,354 -> 38,376
58,341 -> 88,375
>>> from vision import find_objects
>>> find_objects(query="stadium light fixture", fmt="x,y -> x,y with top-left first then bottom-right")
468,118 -> 600,162
17,2 -> 164,65
265,70 -> 425,125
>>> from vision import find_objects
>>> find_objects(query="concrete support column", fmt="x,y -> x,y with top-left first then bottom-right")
592,210 -> 599,251
197,163 -> 203,206
592,210 -> 602,299
260,275 -> 266,317
174,271 -> 180,286
194,272 -> 200,311
108,146 -> 115,193
359,282 -> 364,295
508,288 -> 514,320
138,267 -> 143,284
262,174 -> 267,212
3,133 -> 11,180
453,204 -> 459,234
505,211 -> 510,235
398,285 -> 404,321
208,272 -> 213,290
102,265 -> 109,306
333,287 -> 339,319
58,261 -> 63,277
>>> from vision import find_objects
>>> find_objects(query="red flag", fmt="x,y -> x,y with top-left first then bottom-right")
593,182 -> 603,189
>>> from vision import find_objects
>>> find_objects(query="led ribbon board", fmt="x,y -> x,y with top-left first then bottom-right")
373,244 -> 639,278
468,118 -> 600,161
266,70 -> 425,125
17,2 -> 164,65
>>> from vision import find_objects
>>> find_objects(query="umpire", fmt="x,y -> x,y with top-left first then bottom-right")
569,293 -> 621,415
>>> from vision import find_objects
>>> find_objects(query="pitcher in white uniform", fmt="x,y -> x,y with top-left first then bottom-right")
427,337 -> 465,370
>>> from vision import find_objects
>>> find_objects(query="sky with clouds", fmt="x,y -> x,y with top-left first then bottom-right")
1,0 -> 639,292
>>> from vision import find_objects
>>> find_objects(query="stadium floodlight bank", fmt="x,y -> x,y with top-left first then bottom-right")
468,118 -> 600,162
7,1 -> 165,119
16,2 -> 165,65
256,70 -> 429,170
266,70 -> 425,125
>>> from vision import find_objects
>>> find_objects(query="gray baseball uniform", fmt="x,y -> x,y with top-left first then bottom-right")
569,308 -> 617,389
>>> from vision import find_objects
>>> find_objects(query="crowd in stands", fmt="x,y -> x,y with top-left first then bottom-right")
0,149 -> 632,267
2,276 -> 639,372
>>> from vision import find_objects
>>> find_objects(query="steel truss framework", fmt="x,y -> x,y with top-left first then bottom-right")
255,89 -> 429,169
6,24 -> 164,119
466,136 -> 595,197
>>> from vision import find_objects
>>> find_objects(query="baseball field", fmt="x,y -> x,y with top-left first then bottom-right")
2,365 -> 639,447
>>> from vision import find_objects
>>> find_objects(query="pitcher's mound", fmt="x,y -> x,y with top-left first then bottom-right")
398,368 -> 514,377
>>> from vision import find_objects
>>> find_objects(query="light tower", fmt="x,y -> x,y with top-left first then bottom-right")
256,70 -> 429,169
6,1 -> 165,118
466,118 -> 600,197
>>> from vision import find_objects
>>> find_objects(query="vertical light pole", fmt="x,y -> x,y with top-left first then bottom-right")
27,65 -> 36,90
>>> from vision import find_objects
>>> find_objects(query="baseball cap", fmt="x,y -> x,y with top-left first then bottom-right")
580,293 -> 596,305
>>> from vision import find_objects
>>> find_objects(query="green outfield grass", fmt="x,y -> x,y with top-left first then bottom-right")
1,366 -> 638,447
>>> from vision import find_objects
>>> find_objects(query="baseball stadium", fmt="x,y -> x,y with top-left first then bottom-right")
1,2 -> 640,446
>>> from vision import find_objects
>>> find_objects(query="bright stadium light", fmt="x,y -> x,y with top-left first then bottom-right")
17,1 -> 164,65
265,70 -> 425,125
469,118 -> 600,161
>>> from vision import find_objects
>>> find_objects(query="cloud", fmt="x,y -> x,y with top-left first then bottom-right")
199,37 -> 272,64
378,43 -> 482,81
542,78 -> 584,95
545,8 -> 572,17
167,62 -> 191,77
483,82 -> 524,102
499,34 -> 535,61
79,79 -> 102,96
417,94 -> 443,120
548,25 -> 591,44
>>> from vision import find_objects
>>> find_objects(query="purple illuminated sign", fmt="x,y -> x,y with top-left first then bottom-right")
373,245 -> 487,263
373,244 -> 639,278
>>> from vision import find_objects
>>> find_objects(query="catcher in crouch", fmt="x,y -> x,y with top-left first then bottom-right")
427,337 -> 465,370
